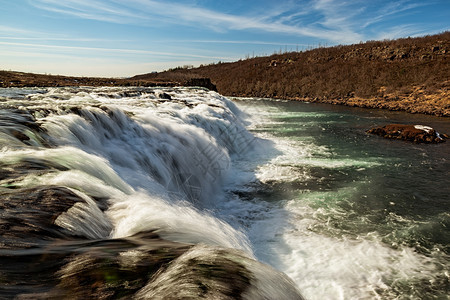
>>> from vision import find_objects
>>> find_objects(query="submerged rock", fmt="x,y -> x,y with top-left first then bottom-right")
157,92 -> 172,100
367,124 -> 447,143
0,186 -> 111,249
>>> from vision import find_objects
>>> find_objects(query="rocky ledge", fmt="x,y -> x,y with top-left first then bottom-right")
367,124 -> 448,143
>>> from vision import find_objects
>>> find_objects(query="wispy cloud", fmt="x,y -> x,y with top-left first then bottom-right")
0,36 -> 130,42
0,25 -> 44,36
29,0 -> 362,43
184,40 -> 311,47
28,0 -> 441,45
362,0 -> 431,29
0,25 -> 131,43
30,0 -> 147,23
127,0 -> 366,43
0,41 -> 231,60
300,0 -> 432,42
372,24 -> 432,41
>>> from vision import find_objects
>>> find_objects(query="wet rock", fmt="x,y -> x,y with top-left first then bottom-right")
0,186 -> 90,248
11,129 -> 30,141
8,231 -> 191,299
43,233 -> 190,300
157,92 -> 172,100
367,124 -> 446,143
135,245 -> 305,300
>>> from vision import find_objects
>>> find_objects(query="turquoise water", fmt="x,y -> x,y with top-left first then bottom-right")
233,99 -> 450,299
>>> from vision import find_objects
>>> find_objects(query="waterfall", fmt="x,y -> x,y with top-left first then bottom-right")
0,87 -> 304,299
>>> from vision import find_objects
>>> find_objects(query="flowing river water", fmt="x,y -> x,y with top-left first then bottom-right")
0,87 -> 448,299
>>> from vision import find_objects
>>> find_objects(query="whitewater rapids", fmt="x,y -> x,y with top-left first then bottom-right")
0,86 -> 303,299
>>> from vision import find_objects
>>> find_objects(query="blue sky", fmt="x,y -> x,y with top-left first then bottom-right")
1,0 -> 449,77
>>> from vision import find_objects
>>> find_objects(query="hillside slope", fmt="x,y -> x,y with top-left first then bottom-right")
135,32 -> 450,116
0,71 -> 179,88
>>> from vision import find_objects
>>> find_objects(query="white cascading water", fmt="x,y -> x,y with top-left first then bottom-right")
2,87 -> 303,298
12,87 -> 257,254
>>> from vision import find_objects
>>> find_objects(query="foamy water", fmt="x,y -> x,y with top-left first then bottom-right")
225,99 -> 450,299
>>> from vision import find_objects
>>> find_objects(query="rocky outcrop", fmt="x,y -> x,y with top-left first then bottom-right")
366,124 -> 447,143
294,85 -> 450,117
184,78 -> 217,91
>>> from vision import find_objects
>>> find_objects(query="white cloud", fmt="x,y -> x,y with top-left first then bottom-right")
0,25 -> 44,36
0,41 -> 231,60
29,0 -> 365,43
26,0 -> 444,45
127,0 -> 364,43
31,0 -> 147,22
372,25 -> 430,41
0,36 -> 129,42
184,40 -> 311,47
362,0 -> 431,29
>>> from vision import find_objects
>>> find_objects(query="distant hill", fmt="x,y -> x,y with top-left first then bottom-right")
134,32 -> 450,116
0,71 -> 215,91
0,71 -> 179,88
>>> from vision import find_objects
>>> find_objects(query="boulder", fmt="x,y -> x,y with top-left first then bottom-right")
366,124 -> 446,143
157,92 -> 172,100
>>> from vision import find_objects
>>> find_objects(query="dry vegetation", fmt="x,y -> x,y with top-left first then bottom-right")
135,32 -> 450,116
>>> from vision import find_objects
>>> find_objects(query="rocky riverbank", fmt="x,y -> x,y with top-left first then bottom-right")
287,84 -> 450,117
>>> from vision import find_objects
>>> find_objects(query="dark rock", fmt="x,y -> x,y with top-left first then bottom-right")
158,92 -> 172,100
366,124 -> 446,143
184,78 -> 217,91
0,186 -> 92,248
11,129 -> 30,141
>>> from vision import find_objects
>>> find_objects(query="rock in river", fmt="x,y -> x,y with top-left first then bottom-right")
366,124 -> 447,143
